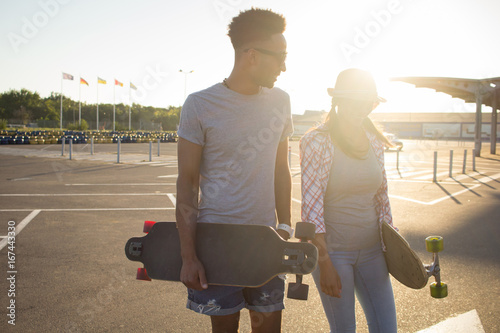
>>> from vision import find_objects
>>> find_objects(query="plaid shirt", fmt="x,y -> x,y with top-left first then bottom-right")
300,125 -> 396,247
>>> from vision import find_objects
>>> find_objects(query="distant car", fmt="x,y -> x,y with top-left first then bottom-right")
384,133 -> 403,151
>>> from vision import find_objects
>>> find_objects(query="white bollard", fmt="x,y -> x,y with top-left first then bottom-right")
117,138 -> 121,163
472,149 -> 476,171
462,149 -> 467,174
396,149 -> 400,172
433,151 -> 438,183
449,150 -> 453,178
158,138 -> 161,157
149,141 -> 152,162
91,136 -> 94,155
69,138 -> 73,160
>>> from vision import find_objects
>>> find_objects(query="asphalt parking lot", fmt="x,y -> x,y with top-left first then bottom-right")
0,139 -> 499,332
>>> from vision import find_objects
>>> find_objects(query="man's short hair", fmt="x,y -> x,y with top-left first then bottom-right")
228,8 -> 286,49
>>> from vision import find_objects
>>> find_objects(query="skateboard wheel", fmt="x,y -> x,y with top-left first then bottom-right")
430,281 -> 447,298
136,267 -> 152,281
425,236 -> 444,253
143,220 -> 156,233
295,222 -> 315,241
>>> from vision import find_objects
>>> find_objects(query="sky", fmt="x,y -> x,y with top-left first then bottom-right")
1,0 -> 499,115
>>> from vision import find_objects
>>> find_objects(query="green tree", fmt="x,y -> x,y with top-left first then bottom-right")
0,88 -> 183,130
0,89 -> 43,123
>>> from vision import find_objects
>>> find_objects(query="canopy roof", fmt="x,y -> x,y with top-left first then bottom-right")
391,77 -> 500,109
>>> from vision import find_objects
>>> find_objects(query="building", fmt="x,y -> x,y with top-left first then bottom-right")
292,111 -> 500,140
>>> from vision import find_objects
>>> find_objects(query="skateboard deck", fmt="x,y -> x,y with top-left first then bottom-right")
125,222 -> 318,287
382,222 -> 428,289
382,222 -> 447,298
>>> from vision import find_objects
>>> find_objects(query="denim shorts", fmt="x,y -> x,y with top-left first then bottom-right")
186,276 -> 285,316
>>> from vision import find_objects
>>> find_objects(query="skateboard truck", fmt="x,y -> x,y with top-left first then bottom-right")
287,222 -> 316,300
424,236 -> 448,298
131,221 -> 157,281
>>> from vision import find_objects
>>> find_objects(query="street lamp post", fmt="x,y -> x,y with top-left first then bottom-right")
179,69 -> 194,102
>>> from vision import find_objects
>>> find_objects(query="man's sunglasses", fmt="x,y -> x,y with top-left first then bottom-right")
244,48 -> 287,64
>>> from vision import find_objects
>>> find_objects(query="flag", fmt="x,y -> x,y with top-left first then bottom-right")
98,77 -> 106,84
115,79 -> 123,87
80,78 -> 89,86
62,72 -> 74,80
130,82 -> 137,90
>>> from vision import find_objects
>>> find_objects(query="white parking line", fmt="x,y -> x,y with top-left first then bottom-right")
443,172 -> 481,182
65,183 -> 176,186
0,193 -> 174,197
0,209 -> 40,251
167,194 -> 176,207
390,184 -> 481,205
150,163 -> 177,167
388,179 -> 477,186
10,177 -> 33,181
388,172 -> 499,205
0,208 -> 175,212
414,171 -> 450,180
475,172 -> 500,183
416,309 -> 485,333
387,169 -> 433,178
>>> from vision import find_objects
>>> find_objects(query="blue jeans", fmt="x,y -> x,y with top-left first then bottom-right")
312,243 -> 397,333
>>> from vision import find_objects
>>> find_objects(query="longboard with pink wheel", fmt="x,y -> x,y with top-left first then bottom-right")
125,221 -> 318,300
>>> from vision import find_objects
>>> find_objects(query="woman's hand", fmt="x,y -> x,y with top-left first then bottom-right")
318,260 -> 342,298
312,232 -> 342,298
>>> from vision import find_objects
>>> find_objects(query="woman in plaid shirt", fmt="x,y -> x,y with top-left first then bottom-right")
300,69 -> 398,333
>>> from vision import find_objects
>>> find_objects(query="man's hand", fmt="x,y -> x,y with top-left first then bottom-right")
180,258 -> 208,291
176,138 -> 206,290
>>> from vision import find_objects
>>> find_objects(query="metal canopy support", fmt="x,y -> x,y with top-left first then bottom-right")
390,76 -> 500,157
492,91 -> 498,155
474,91 -> 482,157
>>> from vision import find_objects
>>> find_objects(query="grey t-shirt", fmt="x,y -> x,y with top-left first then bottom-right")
323,144 -> 382,251
177,83 -> 293,227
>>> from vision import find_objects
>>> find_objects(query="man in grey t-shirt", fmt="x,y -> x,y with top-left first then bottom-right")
176,8 -> 293,333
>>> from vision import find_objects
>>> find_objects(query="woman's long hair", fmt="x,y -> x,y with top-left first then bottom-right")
319,97 -> 392,159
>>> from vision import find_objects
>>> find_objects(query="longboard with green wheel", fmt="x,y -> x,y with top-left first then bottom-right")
382,222 -> 448,298
125,221 -> 318,299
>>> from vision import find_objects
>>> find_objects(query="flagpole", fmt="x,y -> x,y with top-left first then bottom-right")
79,76 -> 82,126
113,82 -> 116,132
128,84 -> 132,131
96,78 -> 99,131
60,73 -> 63,130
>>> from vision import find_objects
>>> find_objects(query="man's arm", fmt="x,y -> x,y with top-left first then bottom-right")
176,137 -> 207,290
274,138 -> 292,240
